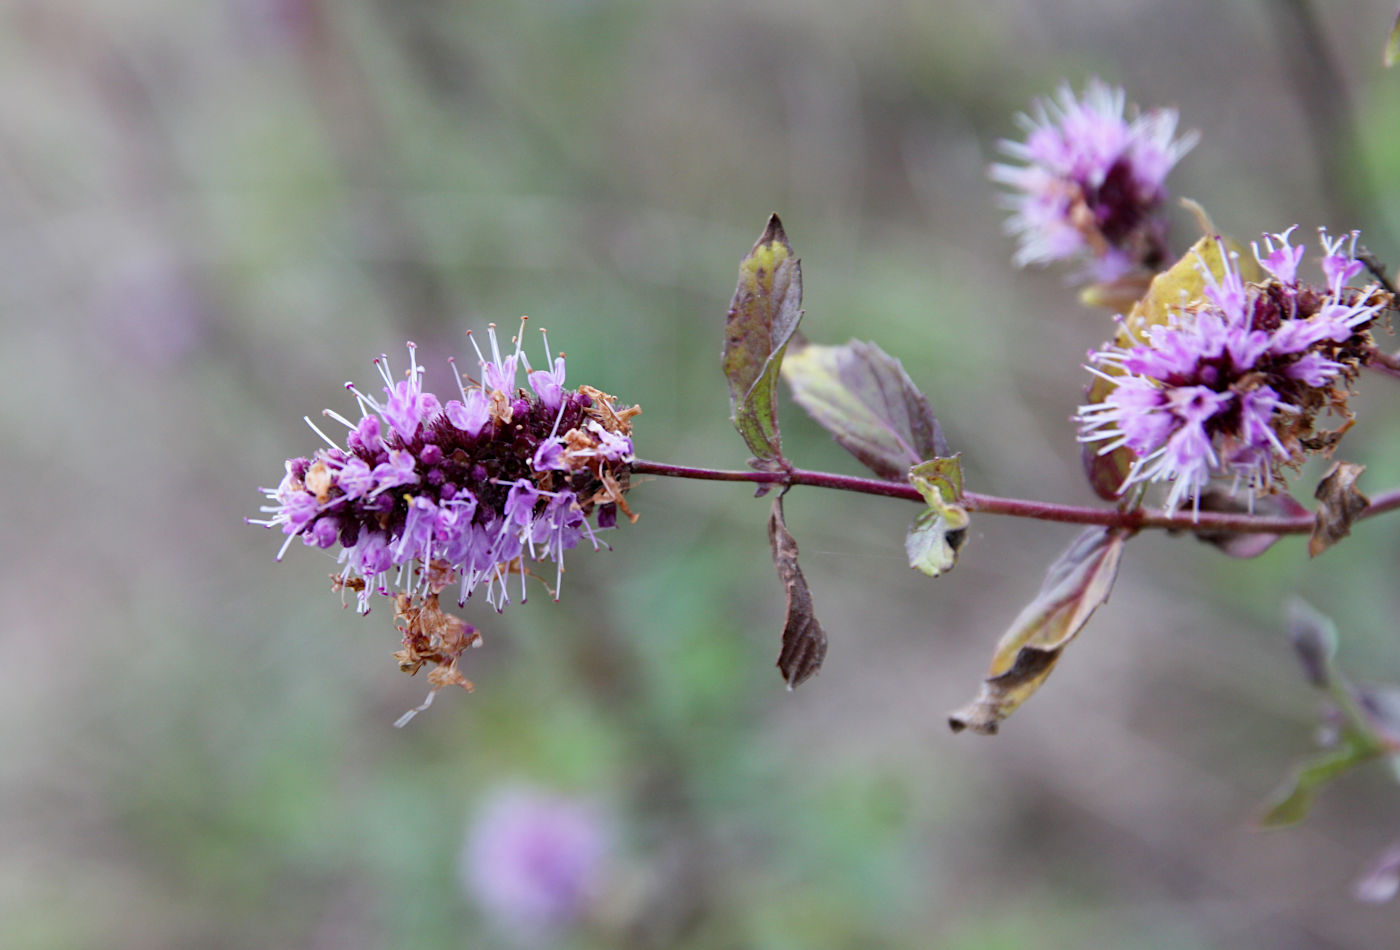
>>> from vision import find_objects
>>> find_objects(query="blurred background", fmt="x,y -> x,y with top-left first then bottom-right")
5,1 -> 1400,947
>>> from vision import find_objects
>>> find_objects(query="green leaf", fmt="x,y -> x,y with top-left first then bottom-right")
723,214 -> 804,465
949,527 -> 1129,735
1258,736 -> 1379,827
768,493 -> 828,688
905,457 -> 968,577
905,506 -> 969,578
909,456 -> 963,506
782,340 -> 947,480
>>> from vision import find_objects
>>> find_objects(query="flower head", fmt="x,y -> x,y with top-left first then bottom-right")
1078,229 -> 1390,511
250,321 -> 640,699
990,78 -> 1198,281
461,787 -> 609,938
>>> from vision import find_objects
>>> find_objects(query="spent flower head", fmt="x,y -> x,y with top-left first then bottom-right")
990,78 -> 1198,281
1078,228 -> 1391,511
250,320 -> 639,700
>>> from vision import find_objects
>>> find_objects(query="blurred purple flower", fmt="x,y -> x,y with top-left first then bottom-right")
990,78 -> 1198,281
1078,229 -> 1387,511
95,247 -> 209,365
461,788 -> 608,938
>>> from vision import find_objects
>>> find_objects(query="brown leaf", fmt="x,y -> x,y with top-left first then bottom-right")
768,493 -> 828,688
949,527 -> 1130,735
1309,461 -> 1368,557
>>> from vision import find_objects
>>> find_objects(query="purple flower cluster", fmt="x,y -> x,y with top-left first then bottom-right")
1078,229 -> 1389,511
251,324 -> 639,682
461,787 -> 609,937
990,78 -> 1198,281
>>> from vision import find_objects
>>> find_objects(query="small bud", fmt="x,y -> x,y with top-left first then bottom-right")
1285,598 -> 1337,688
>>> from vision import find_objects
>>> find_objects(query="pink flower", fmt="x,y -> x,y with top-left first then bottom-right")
1078,229 -> 1386,510
991,78 -> 1198,281
461,788 -> 609,937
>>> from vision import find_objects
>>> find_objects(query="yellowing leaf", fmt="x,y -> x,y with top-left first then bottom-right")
909,456 -> 963,506
905,457 -> 968,578
905,506 -> 968,577
723,214 -> 804,465
949,527 -> 1129,735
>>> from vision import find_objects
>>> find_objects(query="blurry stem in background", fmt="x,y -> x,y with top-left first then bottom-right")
291,0 -> 455,326
1267,0 -> 1391,252
630,458 -> 1400,535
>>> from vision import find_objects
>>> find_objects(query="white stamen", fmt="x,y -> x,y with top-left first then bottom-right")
303,415 -> 340,450
275,530 -> 298,561
448,356 -> 470,398
393,688 -> 437,728
323,408 -> 358,430
374,354 -> 394,390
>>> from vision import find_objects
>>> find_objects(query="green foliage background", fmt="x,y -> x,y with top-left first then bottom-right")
5,1 -> 1400,947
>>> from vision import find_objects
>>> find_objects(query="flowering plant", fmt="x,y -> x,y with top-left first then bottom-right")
253,68 -> 1400,897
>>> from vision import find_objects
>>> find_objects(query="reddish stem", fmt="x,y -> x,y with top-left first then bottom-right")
629,458 -> 1400,535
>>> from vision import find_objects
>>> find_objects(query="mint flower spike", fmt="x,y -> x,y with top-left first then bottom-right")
990,77 -> 1198,281
250,330 -> 640,697
1077,229 -> 1390,513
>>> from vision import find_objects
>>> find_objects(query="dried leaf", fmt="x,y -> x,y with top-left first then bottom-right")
782,339 -> 946,480
949,527 -> 1129,735
1193,489 -> 1310,558
768,493 -> 828,688
1081,234 -> 1260,500
1310,461 -> 1368,556
1258,736 -> 1377,828
392,591 -> 480,681
905,457 -> 969,577
1286,598 -> 1338,689
723,214 -> 803,465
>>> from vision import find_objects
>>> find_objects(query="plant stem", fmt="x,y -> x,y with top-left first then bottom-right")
629,458 -> 1400,536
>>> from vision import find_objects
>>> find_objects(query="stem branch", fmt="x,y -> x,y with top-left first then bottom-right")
630,458 -> 1400,536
